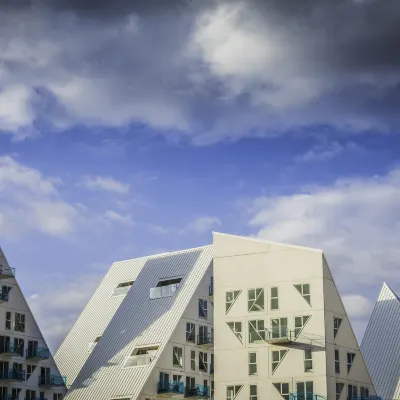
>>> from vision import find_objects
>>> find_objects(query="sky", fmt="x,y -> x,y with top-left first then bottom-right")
0,0 -> 399,352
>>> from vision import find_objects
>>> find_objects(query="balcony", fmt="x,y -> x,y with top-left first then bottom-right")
265,329 -> 294,344
158,381 -> 184,397
0,343 -> 24,357
124,354 -> 155,367
197,333 -> 213,348
38,375 -> 66,387
150,283 -> 179,299
290,394 -> 327,400
185,385 -> 209,398
0,369 -> 25,382
26,347 -> 50,361
209,277 -> 213,300
0,266 -> 15,280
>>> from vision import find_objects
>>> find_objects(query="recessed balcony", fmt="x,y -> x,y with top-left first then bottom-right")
0,343 -> 24,357
0,266 -> 15,280
158,381 -> 184,397
197,333 -> 213,348
38,374 -> 66,387
26,347 -> 50,361
0,369 -> 25,382
185,385 -> 209,398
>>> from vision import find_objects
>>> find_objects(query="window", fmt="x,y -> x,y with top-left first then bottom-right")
53,394 -> 63,400
294,316 -> 311,338
173,346 -> 183,368
27,365 -> 36,380
199,352 -> 208,372
347,353 -> 355,373
272,349 -> 288,373
88,336 -> 102,353
273,383 -> 290,400
191,350 -> 196,371
270,287 -> 279,310
335,349 -> 340,374
13,363 -> 23,380
5,312 -> 11,330
124,346 -> 159,367
112,281 -> 134,297
14,313 -> 25,333
186,376 -> 195,390
0,361 -> 8,379
348,385 -> 357,400
227,322 -> 243,343
0,335 -> 10,353
249,320 -> 265,343
271,318 -> 288,339
296,382 -> 313,400
226,290 -> 241,313
0,387 -> 7,400
334,317 -> 342,338
360,387 -> 369,399
150,277 -> 182,299
26,391 -> 36,400
14,338 -> 24,357
304,349 -> 313,372
199,299 -> 208,319
248,288 -> 264,312
336,383 -> 345,400
294,284 -> 311,305
250,385 -> 257,400
226,386 -> 243,400
249,352 -> 257,375
40,392 -> 45,400
211,381 -> 214,399
186,323 -> 195,343
12,388 -> 21,400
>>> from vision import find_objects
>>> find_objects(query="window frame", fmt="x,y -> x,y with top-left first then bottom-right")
273,383 -> 290,400
173,346 -> 183,368
227,321 -> 243,343
199,351 -> 208,372
304,348 -> 313,372
225,290 -> 242,314
250,385 -> 257,400
294,315 -> 311,338
199,299 -> 208,319
248,288 -> 264,312
186,322 -> 196,343
270,287 -> 279,310
248,320 -> 265,343
335,349 -> 340,374
334,317 -> 342,338
248,352 -> 257,376
347,352 -> 355,373
272,349 -> 288,373
190,350 -> 196,371
14,313 -> 25,333
226,385 -> 243,400
336,382 -> 345,400
5,311 -> 12,330
294,283 -> 311,305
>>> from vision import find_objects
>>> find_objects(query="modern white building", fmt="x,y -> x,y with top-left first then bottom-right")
0,246 -> 67,400
55,233 -> 377,400
361,283 -> 400,400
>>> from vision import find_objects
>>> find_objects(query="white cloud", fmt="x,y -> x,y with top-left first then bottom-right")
103,210 -> 134,226
79,175 -> 130,194
342,295 -> 373,320
187,216 -> 221,233
295,142 -> 361,163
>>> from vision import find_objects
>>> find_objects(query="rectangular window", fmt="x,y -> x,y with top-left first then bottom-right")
12,389 -> 22,400
191,350 -> 196,371
124,346 -> 159,367
186,376 -> 195,390
199,352 -> 208,372
334,317 -> 342,338
297,382 -> 313,400
348,385 -> 357,400
271,317 -> 288,338
250,385 -> 257,400
0,335 -> 10,353
248,320 -> 265,343
294,315 -> 311,338
150,277 -> 182,299
27,365 -> 36,380
273,383 -> 289,400
211,381 -> 214,399
5,312 -> 11,330
26,391 -> 36,400
249,352 -> 257,376
14,338 -> 24,357
40,392 -> 45,400
360,387 -> 369,399
226,290 -> 241,313
270,287 -> 279,310
248,288 -> 264,312
199,299 -> 208,319
53,394 -> 63,400
0,388 -> 7,400
336,383 -> 345,400
227,386 -> 243,400
304,349 -> 313,372
272,350 -> 288,373
173,346 -> 183,368
14,313 -> 25,333
186,322 -> 195,343
347,353 -> 355,373
335,349 -> 340,374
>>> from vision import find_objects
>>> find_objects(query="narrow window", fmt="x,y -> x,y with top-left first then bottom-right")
250,385 -> 257,400
186,322 -> 195,343
248,352 -> 257,376
270,287 -> 279,310
248,288 -> 264,312
304,348 -> 313,372
27,365 -> 36,380
186,376 -> 195,391
199,352 -> 208,372
347,353 -> 355,373
360,387 -> 369,399
26,391 -> 36,400
273,383 -> 290,400
226,290 -> 242,313
112,280 -> 134,297
12,389 -> 22,400
347,385 -> 357,400
294,315 -> 311,338
53,394 -> 63,400
271,318 -> 288,339
14,313 -> 25,333
211,381 -> 214,399
173,346 -> 183,368
190,350 -> 196,371
294,284 -> 311,305
199,299 -> 208,319
336,382 -> 345,400
5,312 -> 11,330
40,392 -> 45,400
272,350 -> 288,373
0,388 -> 6,400
13,363 -> 23,380
14,338 -> 24,357
296,382 -> 313,400
226,386 -> 243,400
248,320 -> 265,343
335,349 -> 340,374
226,322 -> 243,343
334,317 -> 342,338
124,346 -> 159,367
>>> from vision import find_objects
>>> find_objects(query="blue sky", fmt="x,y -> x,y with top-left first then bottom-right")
0,0 -> 400,351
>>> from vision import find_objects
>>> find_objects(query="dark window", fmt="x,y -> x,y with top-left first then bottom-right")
14,338 -> 24,357
5,312 -> 11,330
347,353 -> 355,373
199,299 -> 208,319
14,313 -> 25,333
348,385 -> 357,400
186,322 -> 195,342
335,349 -> 340,374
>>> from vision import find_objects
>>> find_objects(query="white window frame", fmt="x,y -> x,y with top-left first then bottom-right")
270,287 -> 279,310
273,383 -> 290,400
294,315 -> 311,338
5,311 -> 11,330
294,283 -> 311,305
334,317 -> 342,338
336,382 -> 345,400
227,321 -> 243,343
248,288 -> 264,312
347,352 -> 355,373
14,313 -> 25,333
249,352 -> 257,376
226,290 -> 242,314
190,350 -> 196,371
173,346 -> 183,368
186,322 -> 195,343
304,348 -> 313,372
250,385 -> 257,400
272,350 -> 288,373
335,349 -> 340,374
199,299 -> 208,319
248,320 -> 265,343
271,317 -> 288,338
227,385 -> 243,400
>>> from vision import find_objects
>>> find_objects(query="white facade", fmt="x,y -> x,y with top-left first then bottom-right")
55,233 -> 376,400
0,247 -> 67,400
361,283 -> 400,400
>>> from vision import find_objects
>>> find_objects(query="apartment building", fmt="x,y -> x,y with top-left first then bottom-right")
0,247 -> 67,400
361,283 -> 400,400
55,233 -> 377,400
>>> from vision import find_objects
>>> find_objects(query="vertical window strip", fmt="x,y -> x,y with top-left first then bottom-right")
270,287 -> 279,310
249,352 -> 257,376
304,348 -> 313,372
250,385 -> 257,400
248,288 -> 264,312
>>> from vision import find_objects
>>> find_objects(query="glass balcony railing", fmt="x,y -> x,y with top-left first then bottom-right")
150,284 -> 179,299
125,354 -> 154,367
185,385 -> 210,398
158,381 -> 184,395
0,343 -> 24,357
112,286 -> 131,297
265,328 -> 294,343
26,347 -> 50,360
0,369 -> 25,381
0,266 -> 15,279
197,333 -> 214,346
38,375 -> 66,387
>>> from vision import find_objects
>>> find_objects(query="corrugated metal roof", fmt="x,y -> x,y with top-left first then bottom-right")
59,245 -> 213,400
361,282 -> 400,400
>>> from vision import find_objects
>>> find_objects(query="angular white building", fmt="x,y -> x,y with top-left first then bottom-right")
0,247 -> 67,400
361,283 -> 400,400
56,233 -> 377,400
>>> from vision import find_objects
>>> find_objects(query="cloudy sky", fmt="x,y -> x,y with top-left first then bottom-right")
0,0 -> 399,351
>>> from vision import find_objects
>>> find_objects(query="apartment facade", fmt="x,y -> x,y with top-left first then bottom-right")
361,283 -> 400,400
55,233 -> 377,400
0,247 -> 67,400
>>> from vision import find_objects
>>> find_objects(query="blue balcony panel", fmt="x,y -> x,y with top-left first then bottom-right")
158,381 -> 184,396
185,385 -> 210,398
38,374 -> 66,387
0,369 -> 25,381
26,348 -> 50,361
0,343 -> 24,357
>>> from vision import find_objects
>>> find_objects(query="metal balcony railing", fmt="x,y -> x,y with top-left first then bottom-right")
38,375 -> 66,386
26,347 -> 50,360
290,393 -> 327,400
185,385 -> 210,398
150,283 -> 179,299
0,369 -> 25,381
197,333 -> 213,346
0,343 -> 24,357
158,381 -> 184,395
265,328 -> 295,344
